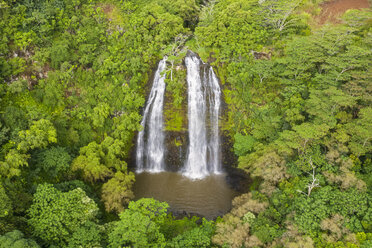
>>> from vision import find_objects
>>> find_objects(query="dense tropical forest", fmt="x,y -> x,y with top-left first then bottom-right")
0,0 -> 371,247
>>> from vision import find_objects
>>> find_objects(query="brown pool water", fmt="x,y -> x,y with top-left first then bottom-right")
133,171 -> 239,219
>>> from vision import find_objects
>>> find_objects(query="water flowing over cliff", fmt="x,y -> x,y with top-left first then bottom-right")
183,52 -> 222,179
137,52 -> 222,179
136,57 -> 167,173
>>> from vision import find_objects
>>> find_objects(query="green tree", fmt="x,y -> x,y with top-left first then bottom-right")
17,119 -> 57,153
36,146 -> 71,179
0,122 -> 9,147
259,0 -> 304,32
305,87 -> 356,128
71,136 -> 130,182
277,123 -> 329,155
168,219 -> 215,248
0,119 -> 57,178
233,133 -> 256,156
67,221 -> 104,248
0,230 -> 40,248
101,171 -> 135,213
71,140 -> 113,182
28,184 -> 99,246
50,39 -> 71,69
0,183 -> 12,218
345,107 -> 372,156
90,102 -> 111,129
0,149 -> 29,178
109,198 -> 169,248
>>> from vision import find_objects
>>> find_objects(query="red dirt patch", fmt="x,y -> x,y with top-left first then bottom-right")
101,4 -> 114,15
97,3 -> 114,15
318,0 -> 370,24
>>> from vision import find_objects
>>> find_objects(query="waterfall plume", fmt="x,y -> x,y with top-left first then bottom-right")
183,52 -> 221,179
136,57 -> 167,173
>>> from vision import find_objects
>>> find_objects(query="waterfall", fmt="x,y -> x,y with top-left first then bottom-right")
183,52 -> 221,179
183,55 -> 208,179
136,53 -> 221,178
136,57 -> 167,173
206,66 -> 221,173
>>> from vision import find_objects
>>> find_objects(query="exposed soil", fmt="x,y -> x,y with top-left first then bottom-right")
318,0 -> 370,24
99,3 -> 114,15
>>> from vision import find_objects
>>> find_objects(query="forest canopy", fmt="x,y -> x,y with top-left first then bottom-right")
0,0 -> 371,247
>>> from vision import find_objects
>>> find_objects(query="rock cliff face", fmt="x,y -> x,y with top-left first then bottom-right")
164,130 -> 188,171
163,59 -> 188,172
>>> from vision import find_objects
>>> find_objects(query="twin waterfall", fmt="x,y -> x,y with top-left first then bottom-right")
136,52 -> 221,179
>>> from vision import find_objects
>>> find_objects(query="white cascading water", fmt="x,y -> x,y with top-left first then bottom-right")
206,66 -> 221,173
136,57 -> 167,173
183,52 -> 221,179
183,55 -> 208,179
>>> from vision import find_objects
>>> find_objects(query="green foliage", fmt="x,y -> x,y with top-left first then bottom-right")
0,230 -> 40,248
54,179 -> 93,195
259,0 -> 306,33
293,186 -> 370,234
233,133 -> 256,156
195,0 -> 271,60
72,136 -> 128,182
108,198 -> 169,248
110,211 -> 166,248
252,222 -> 283,244
72,140 -> 113,182
164,110 -> 185,131
108,198 -> 215,248
17,119 -> 57,153
0,119 -> 58,178
50,39 -> 71,69
1,106 -> 28,139
195,1 -> 372,246
160,215 -> 199,239
67,221 -> 104,248
1,179 -> 33,219
345,107 -> 372,156
27,184 -> 98,246
127,198 -> 169,222
101,171 -> 135,213
243,211 -> 256,224
0,0 -> 199,244
0,183 -> 12,218
1,0 -> 371,247
0,149 -> 29,178
164,65 -> 187,131
36,146 -> 71,179
167,219 -> 215,248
